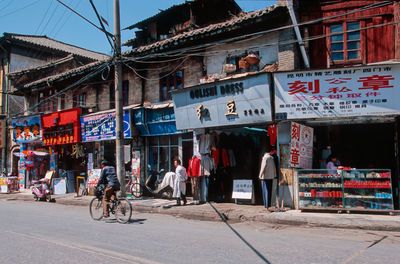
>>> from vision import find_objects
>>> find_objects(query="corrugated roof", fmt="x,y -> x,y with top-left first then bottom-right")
3,33 -> 110,61
123,4 -> 286,55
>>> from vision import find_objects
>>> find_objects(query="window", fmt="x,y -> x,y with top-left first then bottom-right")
329,22 -> 361,62
159,70 -> 183,101
123,80 -> 129,106
73,93 -> 86,108
60,94 -> 66,110
38,89 -> 57,113
148,135 -> 179,172
109,83 -> 115,109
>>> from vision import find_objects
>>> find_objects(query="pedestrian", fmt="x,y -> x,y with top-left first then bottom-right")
97,160 -> 120,218
173,158 -> 187,206
258,151 -> 277,209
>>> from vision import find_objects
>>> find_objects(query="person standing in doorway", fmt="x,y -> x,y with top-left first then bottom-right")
173,158 -> 187,206
258,151 -> 277,209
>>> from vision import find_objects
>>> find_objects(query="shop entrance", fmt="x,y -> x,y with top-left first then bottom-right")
313,122 -> 398,208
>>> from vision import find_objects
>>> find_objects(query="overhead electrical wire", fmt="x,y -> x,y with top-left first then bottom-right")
0,0 -> 41,18
40,1 -> 60,35
35,0 -> 54,34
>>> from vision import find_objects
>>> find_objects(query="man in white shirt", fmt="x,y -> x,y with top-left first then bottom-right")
173,158 -> 187,206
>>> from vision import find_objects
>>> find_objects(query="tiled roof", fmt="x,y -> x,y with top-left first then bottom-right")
7,55 -> 76,78
123,4 -> 286,55
3,33 -> 110,61
20,59 -> 111,90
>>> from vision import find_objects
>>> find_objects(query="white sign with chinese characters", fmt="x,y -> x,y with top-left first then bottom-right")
274,64 -> 400,119
289,122 -> 313,169
232,179 -> 253,199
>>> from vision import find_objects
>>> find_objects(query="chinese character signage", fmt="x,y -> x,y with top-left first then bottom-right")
0,120 -> 5,148
12,115 -> 42,143
172,73 -> 272,130
232,179 -> 253,199
42,108 -> 81,145
289,122 -> 313,169
81,110 -> 131,142
274,65 -> 400,119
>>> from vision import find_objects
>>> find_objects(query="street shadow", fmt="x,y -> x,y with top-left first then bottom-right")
129,218 -> 147,224
208,202 -> 272,264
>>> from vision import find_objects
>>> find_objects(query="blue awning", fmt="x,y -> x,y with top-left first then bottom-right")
133,107 -> 183,136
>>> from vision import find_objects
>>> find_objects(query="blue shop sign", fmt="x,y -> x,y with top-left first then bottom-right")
81,110 -> 131,142
133,107 -> 181,136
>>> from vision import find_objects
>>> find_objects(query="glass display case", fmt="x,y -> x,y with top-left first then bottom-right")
298,169 -> 394,211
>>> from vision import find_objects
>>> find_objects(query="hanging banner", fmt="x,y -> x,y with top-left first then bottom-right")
80,110 -> 131,142
275,64 -> 400,119
289,122 -> 313,169
12,115 -> 41,143
0,120 -> 5,148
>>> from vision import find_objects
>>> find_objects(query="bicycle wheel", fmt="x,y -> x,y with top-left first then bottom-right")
130,182 -> 143,198
89,197 -> 104,220
115,198 -> 132,224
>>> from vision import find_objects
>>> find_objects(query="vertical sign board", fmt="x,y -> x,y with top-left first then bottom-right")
0,120 -> 5,148
132,150 -> 141,182
289,122 -> 313,169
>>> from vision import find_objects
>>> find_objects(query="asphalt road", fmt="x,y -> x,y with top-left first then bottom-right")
0,200 -> 399,264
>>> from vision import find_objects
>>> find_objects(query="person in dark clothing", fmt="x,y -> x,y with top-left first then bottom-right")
97,160 -> 120,218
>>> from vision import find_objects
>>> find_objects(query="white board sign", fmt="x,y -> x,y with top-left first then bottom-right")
53,178 -> 66,195
232,179 -> 253,199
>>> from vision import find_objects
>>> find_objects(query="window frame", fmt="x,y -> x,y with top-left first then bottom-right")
327,20 -> 363,65
159,69 -> 184,102
72,92 -> 86,108
38,89 -> 57,113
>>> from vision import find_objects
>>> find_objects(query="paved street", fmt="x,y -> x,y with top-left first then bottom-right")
0,200 -> 399,264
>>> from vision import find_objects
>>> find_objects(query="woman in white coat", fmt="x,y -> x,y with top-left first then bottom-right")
173,158 -> 188,206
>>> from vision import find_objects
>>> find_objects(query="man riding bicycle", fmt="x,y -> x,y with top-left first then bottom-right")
97,160 -> 120,218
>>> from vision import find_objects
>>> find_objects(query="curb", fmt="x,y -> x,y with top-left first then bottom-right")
2,194 -> 400,231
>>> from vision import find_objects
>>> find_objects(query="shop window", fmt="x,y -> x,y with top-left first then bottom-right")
328,21 -> 361,63
123,80 -> 129,106
109,83 -> 115,109
73,93 -> 86,108
38,89 -> 57,113
159,70 -> 183,101
148,135 -> 179,172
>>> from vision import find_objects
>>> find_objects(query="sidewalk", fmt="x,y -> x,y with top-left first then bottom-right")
1,190 -> 399,231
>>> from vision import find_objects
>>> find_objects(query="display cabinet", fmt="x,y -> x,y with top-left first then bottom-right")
298,169 -> 394,212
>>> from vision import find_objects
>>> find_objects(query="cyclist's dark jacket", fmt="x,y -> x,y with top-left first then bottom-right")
98,166 -> 120,188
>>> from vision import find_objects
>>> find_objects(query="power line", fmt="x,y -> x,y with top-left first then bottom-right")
53,0 -> 82,38
49,0 -> 75,36
0,0 -> 41,18
35,0 -> 54,35
40,0 -> 60,35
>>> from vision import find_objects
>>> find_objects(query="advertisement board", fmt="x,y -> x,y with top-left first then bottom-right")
275,64 -> 400,119
289,122 -> 313,169
12,115 -> 41,143
81,110 -> 131,142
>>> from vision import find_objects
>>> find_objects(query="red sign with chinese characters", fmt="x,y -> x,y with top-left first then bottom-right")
275,65 -> 400,119
41,108 -> 81,146
289,122 -> 313,169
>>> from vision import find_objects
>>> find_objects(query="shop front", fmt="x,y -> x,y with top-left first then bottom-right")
41,108 -> 82,194
11,114 -> 53,190
133,104 -> 192,185
172,72 -> 274,204
274,64 -> 400,211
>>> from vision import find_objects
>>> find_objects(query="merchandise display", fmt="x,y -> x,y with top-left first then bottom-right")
298,169 -> 394,211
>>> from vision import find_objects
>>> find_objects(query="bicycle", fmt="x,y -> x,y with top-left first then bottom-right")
125,175 -> 142,198
89,186 -> 133,224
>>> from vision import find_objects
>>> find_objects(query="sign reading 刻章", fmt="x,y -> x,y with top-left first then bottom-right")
289,122 -> 313,169
274,64 -> 400,119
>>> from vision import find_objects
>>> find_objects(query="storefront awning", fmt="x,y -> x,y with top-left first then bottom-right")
133,107 -> 182,136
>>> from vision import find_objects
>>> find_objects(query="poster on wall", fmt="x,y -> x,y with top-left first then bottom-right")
87,169 -> 101,188
11,115 -> 42,142
289,122 -> 313,169
132,150 -> 140,181
0,120 -> 5,148
275,64 -> 400,119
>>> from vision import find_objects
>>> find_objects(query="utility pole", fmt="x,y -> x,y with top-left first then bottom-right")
114,0 -> 125,196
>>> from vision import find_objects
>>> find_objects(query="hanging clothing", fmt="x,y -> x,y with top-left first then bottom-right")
173,165 -> 188,198
200,155 -> 215,176
227,149 -> 236,168
258,153 -> 277,180
199,134 -> 211,154
211,148 -> 230,168
187,156 -> 201,177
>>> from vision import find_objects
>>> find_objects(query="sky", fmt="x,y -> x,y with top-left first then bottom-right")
0,0 -> 277,55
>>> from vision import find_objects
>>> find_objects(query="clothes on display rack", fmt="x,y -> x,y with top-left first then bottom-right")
227,149 -> 236,168
188,156 -> 201,201
211,148 -> 230,168
199,155 -> 215,203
